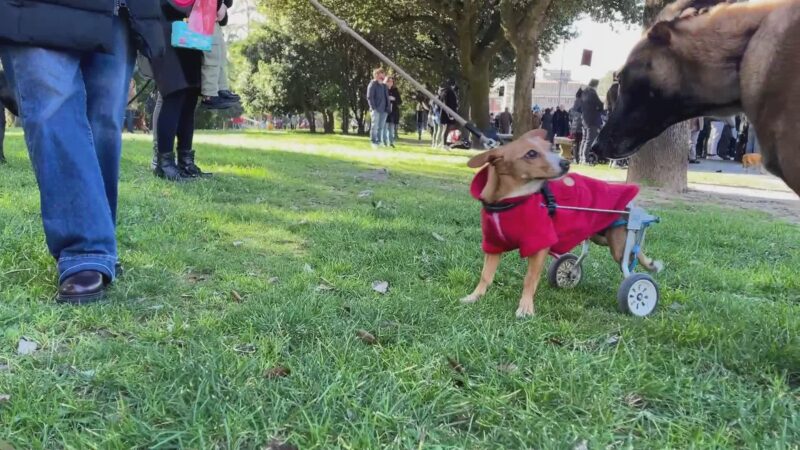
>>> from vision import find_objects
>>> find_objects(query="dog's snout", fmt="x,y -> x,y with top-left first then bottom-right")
559,159 -> 571,172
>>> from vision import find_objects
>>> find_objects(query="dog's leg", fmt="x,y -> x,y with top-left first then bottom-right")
607,226 -> 664,273
461,253 -> 501,304
516,249 -> 549,319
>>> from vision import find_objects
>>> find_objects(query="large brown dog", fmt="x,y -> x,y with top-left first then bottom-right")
593,0 -> 800,197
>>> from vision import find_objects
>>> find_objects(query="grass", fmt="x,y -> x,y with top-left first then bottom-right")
0,130 -> 799,449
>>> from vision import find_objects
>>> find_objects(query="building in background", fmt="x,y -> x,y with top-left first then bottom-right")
490,69 -> 583,113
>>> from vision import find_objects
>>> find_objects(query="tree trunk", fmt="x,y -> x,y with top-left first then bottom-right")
626,122 -> 689,192
626,0 -> 688,193
305,110 -> 316,133
341,108 -> 351,135
511,45 -> 538,138
323,110 -> 335,134
466,65 -> 490,132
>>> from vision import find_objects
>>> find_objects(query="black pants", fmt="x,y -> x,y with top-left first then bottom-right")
153,89 -> 199,155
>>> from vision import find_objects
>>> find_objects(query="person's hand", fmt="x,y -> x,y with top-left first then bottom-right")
217,4 -> 228,22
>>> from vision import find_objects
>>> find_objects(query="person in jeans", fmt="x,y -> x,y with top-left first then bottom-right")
367,68 -> 390,148
0,0 -> 165,304
384,76 -> 402,148
689,117 -> 702,164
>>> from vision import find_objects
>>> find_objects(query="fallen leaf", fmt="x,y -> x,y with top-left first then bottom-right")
574,439 -> 588,450
372,200 -> 385,209
264,439 -> 298,450
358,190 -> 373,198
356,330 -> 377,345
264,366 -> 291,379
670,303 -> 685,312
233,241 -> 244,247
17,338 -> 37,356
316,284 -> 334,292
432,232 -> 446,242
372,281 -> 389,294
447,357 -> 465,374
547,337 -> 565,346
624,393 -> 646,409
497,363 -> 518,374
268,277 -> 279,284
606,335 -> 621,346
0,394 -> 9,403
231,290 -> 243,302
298,219 -> 309,225
234,344 -> 257,354
303,264 -> 314,274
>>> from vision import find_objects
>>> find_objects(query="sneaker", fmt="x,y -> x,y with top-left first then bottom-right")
201,96 -> 238,110
218,90 -> 241,101
689,159 -> 701,164
707,155 -> 723,161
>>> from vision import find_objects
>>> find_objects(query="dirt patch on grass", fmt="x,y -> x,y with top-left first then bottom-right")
640,184 -> 800,225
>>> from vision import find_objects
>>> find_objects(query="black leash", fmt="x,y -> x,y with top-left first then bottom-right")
541,182 -> 558,217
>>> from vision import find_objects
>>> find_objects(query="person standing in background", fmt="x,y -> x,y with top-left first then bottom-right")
497,107 -> 512,135
200,0 -> 240,110
384,76 -> 402,148
438,80 -> 459,149
0,0 -> 165,303
579,79 -> 604,165
415,93 -> 429,141
689,117 -> 701,164
541,108 -> 554,142
366,68 -> 390,149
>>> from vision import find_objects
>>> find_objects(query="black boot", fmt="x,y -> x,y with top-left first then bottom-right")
177,149 -> 212,178
153,151 -> 191,182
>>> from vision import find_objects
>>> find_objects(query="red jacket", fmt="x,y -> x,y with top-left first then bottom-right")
471,168 -> 639,257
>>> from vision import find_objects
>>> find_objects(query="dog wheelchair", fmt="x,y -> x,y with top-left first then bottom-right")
546,203 -> 663,317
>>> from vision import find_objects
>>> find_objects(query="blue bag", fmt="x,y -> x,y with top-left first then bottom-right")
171,21 -> 212,52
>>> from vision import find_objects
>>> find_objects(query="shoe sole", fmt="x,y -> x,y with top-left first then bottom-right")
57,290 -> 106,306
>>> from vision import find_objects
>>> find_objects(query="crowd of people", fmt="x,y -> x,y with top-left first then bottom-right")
0,0 -> 240,302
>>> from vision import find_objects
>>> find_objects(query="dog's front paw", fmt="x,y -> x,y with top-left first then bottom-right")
515,301 -> 535,319
460,293 -> 482,304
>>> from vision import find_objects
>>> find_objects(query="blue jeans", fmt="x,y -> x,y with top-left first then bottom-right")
370,110 -> 388,145
0,17 -> 135,283
384,122 -> 396,146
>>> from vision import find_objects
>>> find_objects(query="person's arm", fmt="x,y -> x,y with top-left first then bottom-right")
366,82 -> 376,111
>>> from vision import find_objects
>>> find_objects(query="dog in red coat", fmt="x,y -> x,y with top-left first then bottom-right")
462,129 -> 662,318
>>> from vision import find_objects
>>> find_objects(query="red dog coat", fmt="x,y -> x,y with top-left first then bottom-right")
471,168 -> 640,257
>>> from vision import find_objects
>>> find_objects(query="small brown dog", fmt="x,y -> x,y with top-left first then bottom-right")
463,130 -> 661,318
742,153 -> 762,172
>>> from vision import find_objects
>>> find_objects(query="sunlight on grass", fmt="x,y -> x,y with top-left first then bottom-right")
0,130 -> 798,448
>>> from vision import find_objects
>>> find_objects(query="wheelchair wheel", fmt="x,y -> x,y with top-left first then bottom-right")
548,254 -> 582,289
618,274 -> 659,317
584,152 -> 599,165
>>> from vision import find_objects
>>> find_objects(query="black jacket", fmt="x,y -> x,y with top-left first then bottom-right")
387,86 -> 402,124
0,0 -> 165,59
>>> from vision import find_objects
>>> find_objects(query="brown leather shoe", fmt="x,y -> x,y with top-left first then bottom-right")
57,271 -> 108,305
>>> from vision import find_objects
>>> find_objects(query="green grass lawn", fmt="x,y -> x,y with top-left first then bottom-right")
1,130 -> 799,449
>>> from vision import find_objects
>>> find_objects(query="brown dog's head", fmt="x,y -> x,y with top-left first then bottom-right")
468,130 -> 570,201
593,0 -> 753,160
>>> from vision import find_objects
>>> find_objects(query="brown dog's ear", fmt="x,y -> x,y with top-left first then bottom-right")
529,129 -> 547,141
467,149 -> 503,168
648,22 -> 672,46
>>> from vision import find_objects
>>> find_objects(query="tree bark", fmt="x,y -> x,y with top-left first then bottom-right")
305,110 -> 316,133
626,0 -> 689,193
626,122 -> 689,192
511,46 -> 538,138
466,65 -> 491,133
341,108 -> 350,134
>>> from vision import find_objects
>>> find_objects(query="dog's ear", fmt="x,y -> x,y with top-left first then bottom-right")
467,149 -> 503,168
529,129 -> 548,141
648,22 -> 672,46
